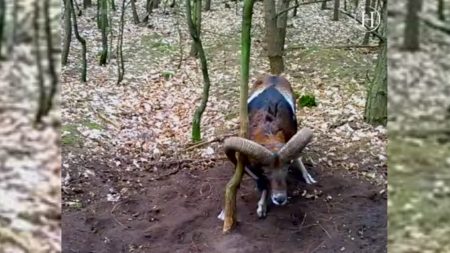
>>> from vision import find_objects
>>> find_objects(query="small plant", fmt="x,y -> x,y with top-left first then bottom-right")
298,94 -> 317,107
162,71 -> 174,80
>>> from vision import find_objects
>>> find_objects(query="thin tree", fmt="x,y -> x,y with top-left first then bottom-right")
186,0 -> 211,142
333,0 -> 340,20
34,1 -> 46,124
100,0 -> 108,65
364,0 -> 386,125
190,0 -> 202,57
204,0 -> 211,11
83,0 -> 92,8
321,0 -> 327,9
110,0 -> 116,11
362,0 -> 371,45
223,0 -> 254,233
70,0 -> 87,82
130,0 -> 140,24
117,0 -> 126,84
263,0 -> 290,74
0,0 -> 5,59
8,0 -> 18,54
62,0 -> 72,66
438,0 -> 445,21
403,0 -> 422,51
43,0 -> 58,116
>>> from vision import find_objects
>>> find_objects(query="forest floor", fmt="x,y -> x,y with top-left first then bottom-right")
0,39 -> 60,252
61,1 -> 387,253
388,1 -> 450,252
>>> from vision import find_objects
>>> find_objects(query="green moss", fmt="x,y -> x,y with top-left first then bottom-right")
61,124 -> 82,146
162,70 -> 175,80
82,120 -> 103,130
298,94 -> 317,107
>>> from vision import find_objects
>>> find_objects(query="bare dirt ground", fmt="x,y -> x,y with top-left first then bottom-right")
61,1 -> 387,252
62,155 -> 386,253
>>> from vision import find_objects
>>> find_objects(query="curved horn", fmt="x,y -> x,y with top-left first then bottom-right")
278,128 -> 313,163
224,137 -> 275,166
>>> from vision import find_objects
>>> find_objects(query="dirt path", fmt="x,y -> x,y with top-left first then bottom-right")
62,156 -> 386,253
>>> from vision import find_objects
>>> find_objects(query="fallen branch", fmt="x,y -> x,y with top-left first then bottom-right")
325,7 -> 386,42
276,0 -> 332,18
287,44 -> 380,50
183,133 -> 236,151
145,156 -> 227,167
421,15 -> 450,35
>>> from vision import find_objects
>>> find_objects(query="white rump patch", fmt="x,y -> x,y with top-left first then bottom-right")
275,87 -> 295,113
247,88 -> 265,104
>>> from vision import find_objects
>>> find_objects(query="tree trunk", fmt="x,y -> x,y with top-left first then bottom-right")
403,0 -> 422,51
364,0 -> 386,125
70,0 -> 87,82
204,0 -> 211,11
190,0 -> 202,57
62,0 -> 72,66
117,0 -> 125,84
8,0 -> 18,54
438,0 -> 445,21
83,0 -> 92,8
110,0 -> 116,11
0,0 -> 5,59
223,0 -> 254,233
321,0 -> 327,9
100,0 -> 108,65
186,0 -> 211,142
263,0 -> 289,75
362,0 -> 371,45
34,1 -> 46,124
333,0 -> 340,20
130,0 -> 140,24
43,0 -> 58,116
293,0 -> 298,16
364,40 -> 386,125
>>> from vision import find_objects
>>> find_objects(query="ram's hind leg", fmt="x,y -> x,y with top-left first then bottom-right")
293,157 -> 316,184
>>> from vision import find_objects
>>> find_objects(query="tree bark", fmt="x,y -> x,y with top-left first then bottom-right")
0,0 -> 5,59
362,0 -> 371,45
8,0 -> 18,54
62,0 -> 72,66
223,0 -> 254,233
43,0 -> 58,116
186,0 -> 211,142
70,0 -> 87,82
403,0 -> 422,51
190,0 -> 202,57
438,0 -> 445,21
130,0 -> 140,24
364,39 -> 386,125
34,1 -> 46,124
263,0 -> 289,75
333,0 -> 340,20
83,0 -> 92,8
204,0 -> 211,11
364,0 -> 386,125
117,0 -> 125,84
321,0 -> 327,9
100,0 -> 108,65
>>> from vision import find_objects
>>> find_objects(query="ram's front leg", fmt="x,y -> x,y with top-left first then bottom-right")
293,157 -> 316,184
255,175 -> 269,218
256,189 -> 268,218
